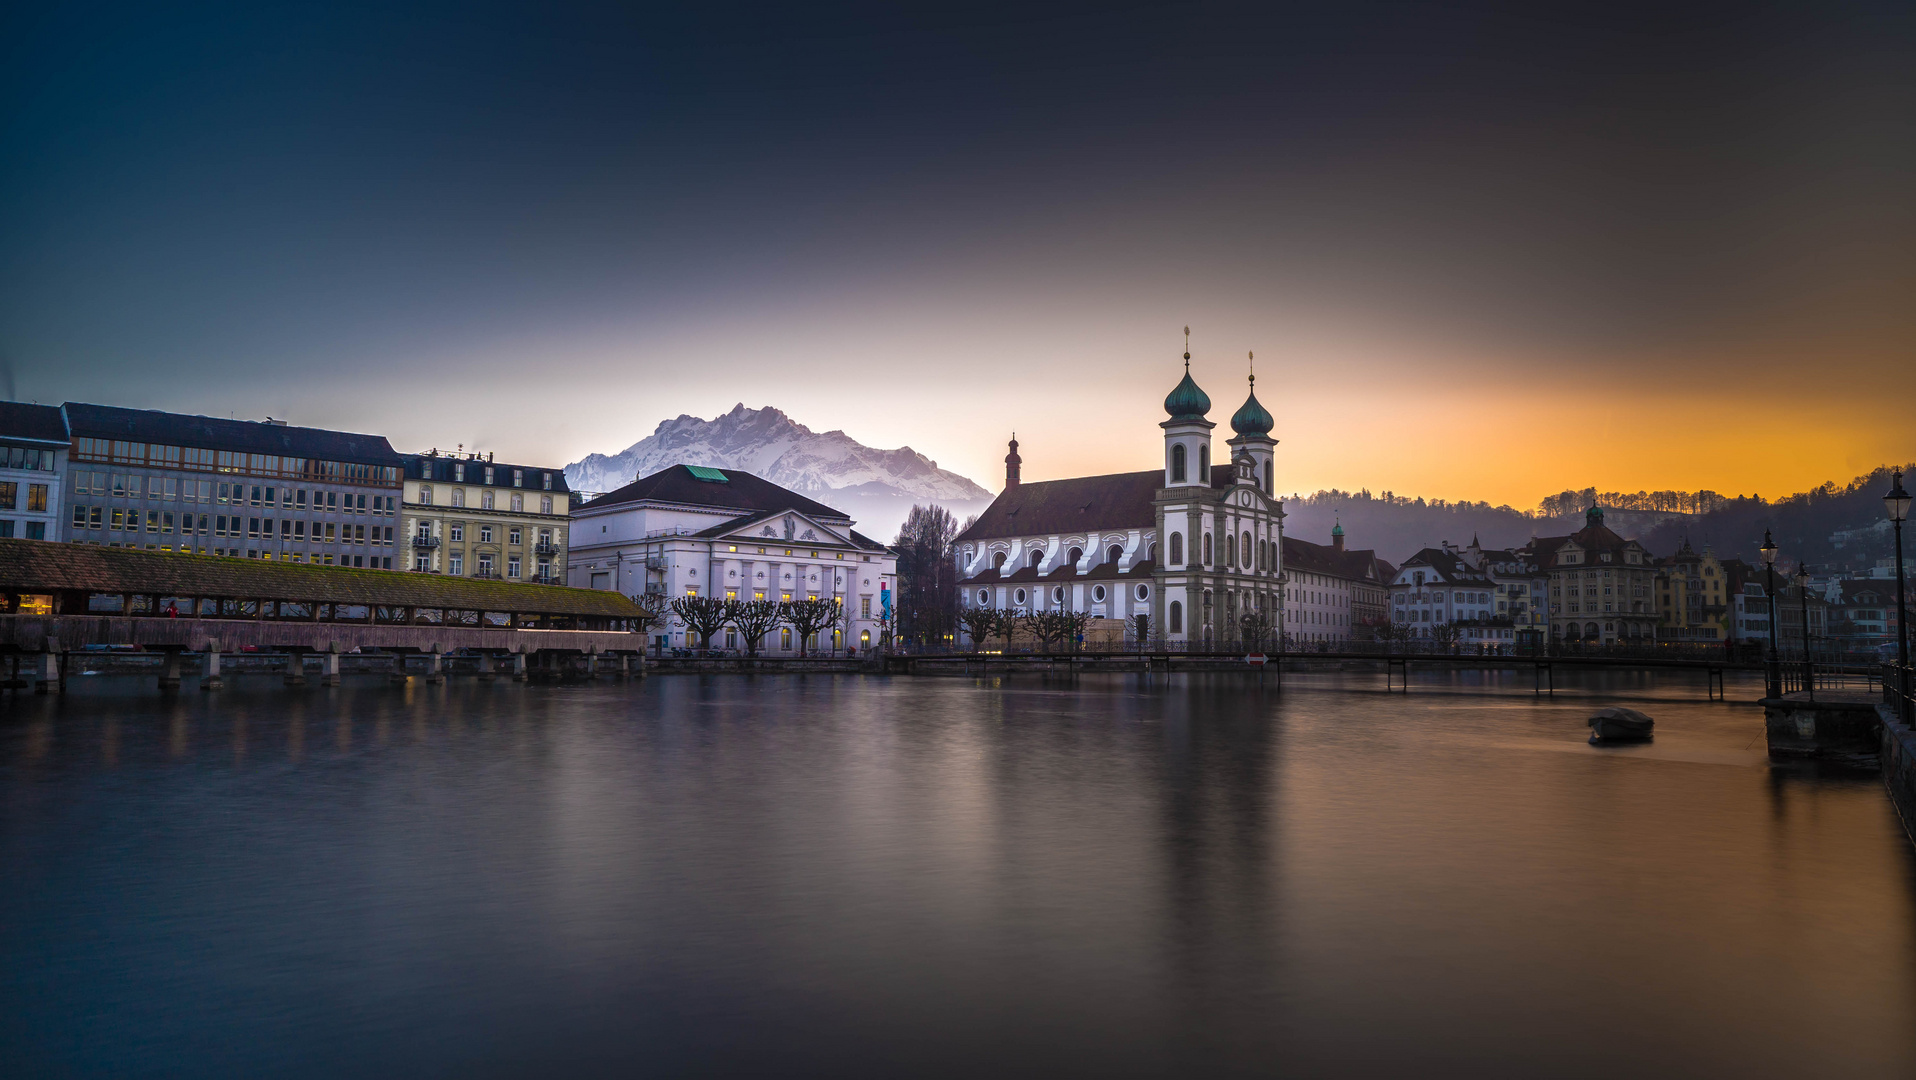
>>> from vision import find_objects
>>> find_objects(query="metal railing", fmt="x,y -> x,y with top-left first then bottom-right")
411,535 -> 440,549
1886,663 -> 1914,725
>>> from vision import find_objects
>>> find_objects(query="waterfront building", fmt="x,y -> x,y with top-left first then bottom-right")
0,403 -> 71,542
1655,539 -> 1729,641
1729,580 -> 1771,645
952,350 -> 1283,646
401,451 -> 571,583
61,404 -> 403,566
1280,526 -> 1393,644
1388,547 -> 1498,637
1454,536 -> 1547,644
1828,579 -> 1895,645
566,463 -> 896,653
1529,506 -> 1658,644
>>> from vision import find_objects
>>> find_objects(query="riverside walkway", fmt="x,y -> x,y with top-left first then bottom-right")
0,539 -> 649,690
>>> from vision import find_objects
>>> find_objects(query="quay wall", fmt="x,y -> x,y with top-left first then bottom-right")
1881,706 -> 1916,844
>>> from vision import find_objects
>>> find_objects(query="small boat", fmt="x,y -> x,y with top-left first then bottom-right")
1588,707 -> 1654,744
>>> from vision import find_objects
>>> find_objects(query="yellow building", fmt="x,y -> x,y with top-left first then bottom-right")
1655,539 -> 1728,641
401,451 -> 570,583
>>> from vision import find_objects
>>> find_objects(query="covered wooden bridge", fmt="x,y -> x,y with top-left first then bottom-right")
0,539 -> 652,690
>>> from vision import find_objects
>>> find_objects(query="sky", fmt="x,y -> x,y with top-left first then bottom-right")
3,1 -> 1912,509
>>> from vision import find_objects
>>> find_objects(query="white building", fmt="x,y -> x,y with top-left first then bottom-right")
566,464 -> 896,654
953,347 -> 1285,646
0,403 -> 69,542
1389,547 -> 1500,638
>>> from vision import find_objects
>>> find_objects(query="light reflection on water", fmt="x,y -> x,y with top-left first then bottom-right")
2,669 -> 1913,1078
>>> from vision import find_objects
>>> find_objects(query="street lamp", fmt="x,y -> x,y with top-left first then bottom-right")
1760,529 -> 1780,699
1795,563 -> 1813,702
1885,469 -> 1911,721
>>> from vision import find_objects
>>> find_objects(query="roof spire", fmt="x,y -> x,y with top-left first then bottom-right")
1183,326 -> 1191,371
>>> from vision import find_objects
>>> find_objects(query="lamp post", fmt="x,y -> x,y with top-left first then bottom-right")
1795,563 -> 1813,702
1885,469 -> 1911,722
1760,529 -> 1780,699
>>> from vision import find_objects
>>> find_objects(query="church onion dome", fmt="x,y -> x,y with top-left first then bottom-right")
1331,521 -> 1344,538
1164,371 -> 1211,421
1230,387 -> 1274,436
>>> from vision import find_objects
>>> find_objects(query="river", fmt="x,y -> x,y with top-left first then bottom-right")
3,669 -> 1913,1077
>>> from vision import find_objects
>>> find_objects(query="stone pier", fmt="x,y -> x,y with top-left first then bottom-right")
201,649 -> 223,690
1762,692 -> 1884,766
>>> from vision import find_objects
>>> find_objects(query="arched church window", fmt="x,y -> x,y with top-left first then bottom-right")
1067,547 -> 1082,567
1241,531 -> 1251,567
1202,533 -> 1212,565
1199,445 -> 1209,479
1171,444 -> 1186,483
992,551 -> 1007,569
1169,532 -> 1183,565
1169,600 -> 1183,633
1028,549 -> 1042,569
1107,544 -> 1123,565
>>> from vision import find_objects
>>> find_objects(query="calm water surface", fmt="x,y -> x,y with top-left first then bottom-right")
3,669 -> 1914,1077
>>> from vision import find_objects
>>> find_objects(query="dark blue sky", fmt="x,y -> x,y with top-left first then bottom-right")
4,2 -> 1911,502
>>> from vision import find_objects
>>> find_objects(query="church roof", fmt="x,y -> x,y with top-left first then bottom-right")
1163,371 -> 1211,421
1282,536 -> 1392,582
956,465 -> 1241,543
1230,388 -> 1274,436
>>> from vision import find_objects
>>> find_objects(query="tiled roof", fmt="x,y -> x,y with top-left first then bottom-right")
1392,547 -> 1493,584
1282,537 -> 1391,582
0,403 -> 70,444
406,454 -> 571,492
0,540 -> 641,616
63,403 -> 401,465
956,464 -> 1252,544
580,464 -> 851,522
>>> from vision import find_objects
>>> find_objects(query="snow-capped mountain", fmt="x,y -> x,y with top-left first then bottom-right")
564,404 -> 995,541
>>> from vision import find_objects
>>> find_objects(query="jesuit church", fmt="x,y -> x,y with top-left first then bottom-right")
953,342 -> 1285,646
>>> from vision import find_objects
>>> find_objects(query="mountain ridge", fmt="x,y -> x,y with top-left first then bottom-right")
563,404 -> 996,540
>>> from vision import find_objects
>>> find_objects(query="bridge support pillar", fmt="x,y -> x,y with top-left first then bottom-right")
34,650 -> 60,695
159,649 -> 183,691
201,649 -> 223,691
320,649 -> 341,686
476,651 -> 496,681
283,649 -> 307,686
425,645 -> 445,684
512,649 -> 528,682
586,647 -> 600,681
389,652 -> 409,683
630,652 -> 646,679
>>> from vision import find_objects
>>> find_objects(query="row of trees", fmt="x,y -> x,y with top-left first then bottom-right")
666,594 -> 853,656
1536,487 -> 1732,517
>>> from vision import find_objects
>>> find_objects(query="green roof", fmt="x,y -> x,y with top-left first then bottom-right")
1230,387 -> 1274,436
683,465 -> 730,483
1163,370 -> 1211,421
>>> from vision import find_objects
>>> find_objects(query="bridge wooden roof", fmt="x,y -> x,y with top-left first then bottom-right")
0,540 -> 642,617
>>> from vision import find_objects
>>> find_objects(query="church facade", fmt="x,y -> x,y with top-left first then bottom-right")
953,348 -> 1286,647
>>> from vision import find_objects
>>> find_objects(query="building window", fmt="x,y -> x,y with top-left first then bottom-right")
1093,585 -> 1106,603
480,525 -> 494,543
1171,443 -> 1186,482
450,488 -> 464,507
513,469 -> 524,488
1202,533 -> 1212,565
540,495 -> 553,514
1169,532 -> 1183,565
541,472 -> 552,491
509,527 -> 522,546
449,554 -> 463,575
0,482 -> 14,510
419,485 -> 433,505
1136,584 -> 1149,601
1169,600 -> 1183,633
511,493 -> 524,513
26,484 -> 46,512
26,522 -> 44,540
507,556 -> 521,579
478,554 -> 494,576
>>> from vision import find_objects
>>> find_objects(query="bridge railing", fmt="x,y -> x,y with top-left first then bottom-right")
1886,663 -> 1915,725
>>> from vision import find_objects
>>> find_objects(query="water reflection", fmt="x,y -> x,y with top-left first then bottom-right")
1,670 -> 1912,1078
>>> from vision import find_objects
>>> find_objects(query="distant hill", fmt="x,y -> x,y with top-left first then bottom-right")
564,404 -> 996,541
1286,465 -> 1914,571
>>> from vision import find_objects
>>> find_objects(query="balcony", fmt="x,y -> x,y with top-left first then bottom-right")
644,556 -> 669,571
411,535 -> 441,549
534,540 -> 559,556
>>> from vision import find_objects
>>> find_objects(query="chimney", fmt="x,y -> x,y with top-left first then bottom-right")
1004,433 -> 1021,490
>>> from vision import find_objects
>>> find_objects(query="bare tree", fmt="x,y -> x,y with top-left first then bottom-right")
630,593 -> 666,637
724,599 -> 782,657
669,595 -> 729,651
958,605 -> 1000,651
894,504 -> 961,649
996,608 -> 1021,652
782,597 -> 841,657
1025,611 -> 1071,653
1428,621 -> 1461,653
1238,609 -> 1275,651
